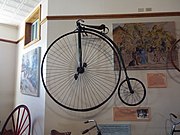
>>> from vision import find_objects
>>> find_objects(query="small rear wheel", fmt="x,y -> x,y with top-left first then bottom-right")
118,78 -> 146,106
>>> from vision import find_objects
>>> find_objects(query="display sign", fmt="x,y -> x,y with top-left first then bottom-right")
99,124 -> 131,135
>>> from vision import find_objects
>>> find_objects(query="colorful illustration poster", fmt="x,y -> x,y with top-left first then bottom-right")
113,21 -> 177,70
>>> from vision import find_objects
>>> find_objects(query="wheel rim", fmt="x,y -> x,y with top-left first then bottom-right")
41,30 -> 121,111
170,39 -> 180,72
1,105 -> 31,135
118,78 -> 146,106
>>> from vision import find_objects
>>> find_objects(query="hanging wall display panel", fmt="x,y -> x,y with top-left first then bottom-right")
113,107 -> 151,121
113,21 -> 177,70
20,47 -> 41,97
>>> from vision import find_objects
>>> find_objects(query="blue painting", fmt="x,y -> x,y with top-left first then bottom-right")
20,47 -> 41,97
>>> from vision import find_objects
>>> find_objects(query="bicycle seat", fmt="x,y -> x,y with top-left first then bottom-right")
170,113 -> 180,125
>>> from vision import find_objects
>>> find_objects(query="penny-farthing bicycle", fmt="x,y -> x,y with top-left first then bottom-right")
41,20 -> 146,112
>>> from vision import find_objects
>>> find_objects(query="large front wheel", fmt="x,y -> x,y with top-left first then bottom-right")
41,30 -> 121,111
118,78 -> 146,106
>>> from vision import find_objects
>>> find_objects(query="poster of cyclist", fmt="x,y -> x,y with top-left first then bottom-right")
113,21 -> 178,70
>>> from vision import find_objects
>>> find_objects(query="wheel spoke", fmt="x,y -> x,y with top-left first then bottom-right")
17,108 -> 26,134
19,114 -> 29,134
11,115 -> 16,133
15,108 -> 21,133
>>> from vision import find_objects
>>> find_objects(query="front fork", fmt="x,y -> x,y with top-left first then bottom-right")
74,21 -> 87,80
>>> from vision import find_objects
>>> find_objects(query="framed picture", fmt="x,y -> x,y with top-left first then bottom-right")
136,108 -> 149,120
113,21 -> 177,70
147,73 -> 167,88
113,107 -> 151,121
20,47 -> 41,97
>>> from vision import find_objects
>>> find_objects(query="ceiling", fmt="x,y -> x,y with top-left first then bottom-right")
0,0 -> 41,26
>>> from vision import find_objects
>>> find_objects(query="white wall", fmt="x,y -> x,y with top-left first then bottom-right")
0,24 -> 18,40
48,0 -> 180,15
45,18 -> 180,135
0,24 -> 17,130
11,0 -> 180,135
44,0 -> 180,135
14,0 -> 48,134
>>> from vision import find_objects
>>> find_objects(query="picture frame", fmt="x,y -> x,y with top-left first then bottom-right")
113,21 -> 177,70
147,73 -> 167,88
20,47 -> 41,97
113,107 -> 151,121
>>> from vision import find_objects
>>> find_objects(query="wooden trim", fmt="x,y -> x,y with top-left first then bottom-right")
17,36 -> 24,43
24,4 -> 41,47
2,12 -> 179,45
25,4 -> 41,23
23,38 -> 39,49
46,12 -> 180,21
40,17 -> 47,25
0,38 -> 17,44
0,36 -> 24,44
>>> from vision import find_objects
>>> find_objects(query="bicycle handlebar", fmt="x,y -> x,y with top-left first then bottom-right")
76,19 -> 109,34
82,24 -> 106,30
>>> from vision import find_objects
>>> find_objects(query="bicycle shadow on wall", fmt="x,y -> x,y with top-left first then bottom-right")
45,94 -> 116,121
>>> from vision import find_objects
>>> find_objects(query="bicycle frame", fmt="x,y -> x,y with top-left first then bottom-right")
77,21 -> 83,68
74,20 -> 111,81
118,48 -> 134,93
76,19 -> 139,94
74,20 -> 86,80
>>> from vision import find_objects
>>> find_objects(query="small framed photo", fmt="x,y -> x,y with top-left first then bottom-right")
137,108 -> 149,120
113,107 -> 151,121
147,73 -> 167,88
